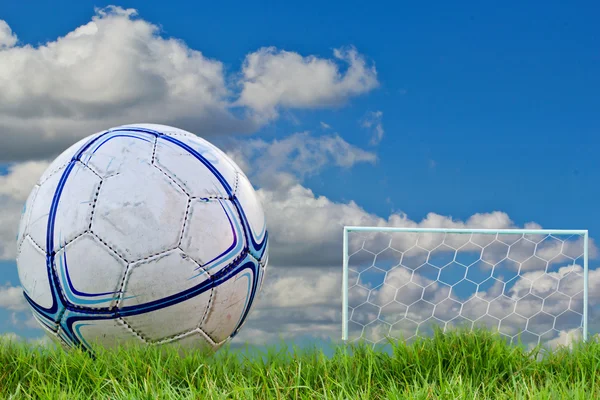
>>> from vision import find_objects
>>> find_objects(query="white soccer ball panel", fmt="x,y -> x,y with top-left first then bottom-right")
39,134 -> 100,184
52,163 -> 101,252
81,133 -> 155,178
157,329 -> 217,355
116,123 -> 195,138
17,236 -> 53,308
120,249 -> 209,307
235,172 -> 267,251
153,136 -> 237,198
26,166 -> 66,252
258,260 -> 268,291
200,265 -> 257,343
55,234 -> 127,309
177,131 -> 247,179
122,290 -> 214,341
17,185 -> 39,251
73,318 -> 144,350
164,134 -> 239,191
180,199 -> 245,270
260,242 -> 269,269
92,165 -> 188,261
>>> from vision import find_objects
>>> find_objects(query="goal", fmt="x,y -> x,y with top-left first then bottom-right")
342,227 -> 589,348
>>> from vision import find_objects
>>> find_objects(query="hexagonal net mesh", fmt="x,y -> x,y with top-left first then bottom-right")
342,227 -> 589,349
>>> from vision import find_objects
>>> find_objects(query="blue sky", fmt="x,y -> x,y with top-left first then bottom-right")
0,1 -> 598,349
1,0 -> 598,226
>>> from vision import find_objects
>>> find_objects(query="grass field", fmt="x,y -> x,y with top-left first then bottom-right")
1,329 -> 599,399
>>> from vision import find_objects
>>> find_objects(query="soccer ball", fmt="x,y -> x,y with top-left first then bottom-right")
15,124 -> 268,353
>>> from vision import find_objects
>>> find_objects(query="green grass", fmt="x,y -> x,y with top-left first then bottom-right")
1,329 -> 599,399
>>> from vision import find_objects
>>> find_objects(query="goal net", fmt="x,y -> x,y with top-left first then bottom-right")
342,227 -> 589,349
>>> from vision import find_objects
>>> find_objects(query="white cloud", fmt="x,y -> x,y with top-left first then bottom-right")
0,7 -> 244,161
0,332 -> 19,342
0,7 -> 379,162
223,135 -> 597,271
234,266 -> 343,345
0,284 -> 27,311
237,46 -> 379,121
10,311 -> 39,329
261,267 -> 341,308
0,20 -> 17,49
342,262 -> 596,347
30,335 -> 55,347
0,201 -> 20,259
0,332 -> 54,348
0,161 -> 49,202
226,131 -> 377,185
361,110 -> 384,145
260,181 -> 521,268
546,329 -> 582,349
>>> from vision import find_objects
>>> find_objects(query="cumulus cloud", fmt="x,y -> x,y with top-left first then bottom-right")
261,187 -> 526,268
0,7 -> 379,162
224,136 -> 597,272
546,329 -> 583,349
0,161 -> 49,201
0,332 -> 19,342
10,311 -> 39,329
226,131 -> 377,187
236,47 -> 378,121
234,266 -> 343,345
0,20 -> 17,49
0,283 -> 27,311
340,262 -> 591,347
0,331 -> 54,347
361,110 -> 384,145
0,7 -> 240,161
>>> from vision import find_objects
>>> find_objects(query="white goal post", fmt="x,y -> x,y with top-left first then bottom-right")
342,227 -> 589,346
